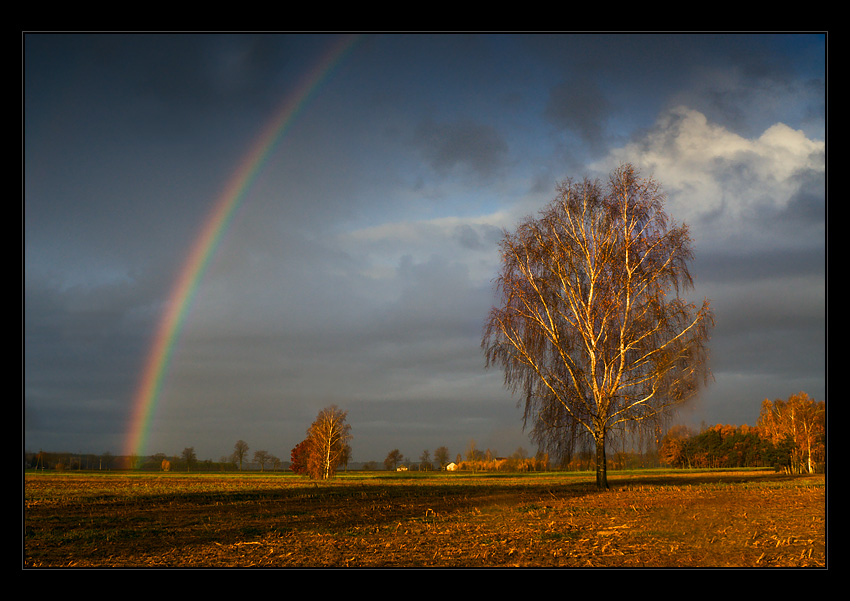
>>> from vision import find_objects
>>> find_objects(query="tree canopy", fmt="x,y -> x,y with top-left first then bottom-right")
757,392 -> 825,474
291,406 -> 352,480
483,164 -> 714,488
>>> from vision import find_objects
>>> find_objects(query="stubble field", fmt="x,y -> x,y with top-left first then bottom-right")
24,469 -> 825,568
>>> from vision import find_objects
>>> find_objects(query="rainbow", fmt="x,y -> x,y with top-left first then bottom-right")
124,35 -> 360,460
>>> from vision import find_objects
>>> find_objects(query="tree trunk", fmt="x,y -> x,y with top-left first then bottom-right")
595,434 -> 609,489
323,444 -> 331,480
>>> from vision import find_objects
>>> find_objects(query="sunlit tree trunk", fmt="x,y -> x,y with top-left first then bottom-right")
594,431 -> 608,489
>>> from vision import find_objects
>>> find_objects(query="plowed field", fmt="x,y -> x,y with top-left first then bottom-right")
24,469 -> 826,568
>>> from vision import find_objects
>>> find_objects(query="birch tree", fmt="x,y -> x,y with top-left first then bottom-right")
306,405 -> 352,480
482,164 -> 714,488
758,392 -> 825,474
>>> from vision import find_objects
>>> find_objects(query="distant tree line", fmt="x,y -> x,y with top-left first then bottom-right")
26,393 -> 824,476
659,392 -> 824,473
374,393 -> 825,475
24,450 -> 239,472
27,450 -> 118,471
380,442 -> 552,473
25,445 -> 283,473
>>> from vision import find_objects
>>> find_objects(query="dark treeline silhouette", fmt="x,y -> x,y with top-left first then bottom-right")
25,395 -> 824,475
25,450 -> 242,472
659,424 -> 799,471
659,393 -> 825,474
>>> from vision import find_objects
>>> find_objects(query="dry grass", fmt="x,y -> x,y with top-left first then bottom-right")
24,469 -> 826,568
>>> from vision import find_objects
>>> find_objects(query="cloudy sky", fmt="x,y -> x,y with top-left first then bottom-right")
24,33 -> 826,464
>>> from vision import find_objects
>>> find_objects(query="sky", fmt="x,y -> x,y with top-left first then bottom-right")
24,33 -> 826,465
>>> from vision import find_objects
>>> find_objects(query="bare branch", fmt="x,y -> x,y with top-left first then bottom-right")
482,164 -> 714,488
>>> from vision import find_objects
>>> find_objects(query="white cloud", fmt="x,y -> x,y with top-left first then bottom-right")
593,106 -> 825,242
339,212 -> 511,285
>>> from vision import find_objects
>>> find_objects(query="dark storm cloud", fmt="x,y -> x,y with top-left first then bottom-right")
25,34 -> 297,111
24,33 -> 825,462
24,277 -> 147,453
695,246 -> 824,285
545,78 -> 611,148
415,119 -> 509,181
777,164 -> 827,226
